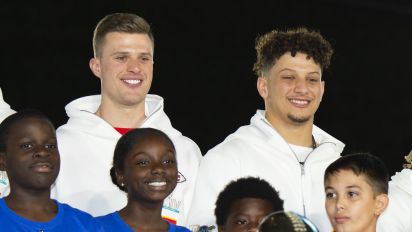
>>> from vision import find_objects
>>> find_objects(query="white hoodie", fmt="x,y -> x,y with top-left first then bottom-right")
377,169 -> 412,232
0,87 -> 16,197
52,94 -> 201,226
187,110 -> 344,232
0,88 -> 15,122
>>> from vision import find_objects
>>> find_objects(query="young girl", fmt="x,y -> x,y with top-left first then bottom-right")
0,110 -> 99,231
96,128 -> 190,232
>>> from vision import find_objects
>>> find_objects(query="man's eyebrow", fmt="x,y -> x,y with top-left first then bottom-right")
110,51 -> 153,57
278,68 -> 296,73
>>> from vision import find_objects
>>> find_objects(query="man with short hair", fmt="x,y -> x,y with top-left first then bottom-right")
53,13 -> 201,226
187,28 -> 344,232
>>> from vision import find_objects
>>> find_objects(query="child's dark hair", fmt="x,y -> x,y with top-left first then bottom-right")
110,127 -> 175,192
253,27 -> 333,76
215,177 -> 284,226
0,109 -> 53,153
324,153 -> 389,195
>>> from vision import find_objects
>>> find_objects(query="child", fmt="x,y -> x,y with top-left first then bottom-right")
0,110 -> 99,231
213,177 -> 284,232
95,128 -> 190,232
324,153 -> 389,232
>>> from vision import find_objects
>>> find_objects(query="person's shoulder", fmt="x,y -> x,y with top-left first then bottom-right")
57,201 -> 103,231
94,211 -> 117,221
162,128 -> 202,162
58,201 -> 94,219
95,212 -> 130,231
171,133 -> 199,149
205,124 -> 262,157
390,169 -> 412,197
312,125 -> 345,149
168,223 -> 191,232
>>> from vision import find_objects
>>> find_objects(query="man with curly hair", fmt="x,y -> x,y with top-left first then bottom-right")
188,28 -> 344,232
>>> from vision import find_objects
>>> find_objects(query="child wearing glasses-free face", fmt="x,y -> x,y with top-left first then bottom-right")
214,177 -> 284,232
0,110 -> 98,231
324,153 -> 389,232
95,128 -> 190,232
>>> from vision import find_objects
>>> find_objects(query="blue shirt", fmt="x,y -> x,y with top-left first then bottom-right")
95,211 -> 191,232
0,198 -> 100,231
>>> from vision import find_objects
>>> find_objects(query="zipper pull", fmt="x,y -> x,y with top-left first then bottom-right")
299,162 -> 305,175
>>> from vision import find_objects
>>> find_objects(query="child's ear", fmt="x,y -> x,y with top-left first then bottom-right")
115,169 -> 125,188
374,193 -> 389,216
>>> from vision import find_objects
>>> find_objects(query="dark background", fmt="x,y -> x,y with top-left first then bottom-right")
1,0 -> 411,176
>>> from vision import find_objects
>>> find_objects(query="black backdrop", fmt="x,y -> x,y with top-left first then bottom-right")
1,0 -> 411,176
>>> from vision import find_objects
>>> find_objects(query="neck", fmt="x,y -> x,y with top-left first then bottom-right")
265,113 -> 314,147
5,189 -> 57,221
119,200 -> 167,231
7,187 -> 52,208
96,97 -> 146,128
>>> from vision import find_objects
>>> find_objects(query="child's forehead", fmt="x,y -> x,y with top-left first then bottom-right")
230,197 -> 274,213
13,117 -> 52,129
8,118 -> 55,136
127,136 -> 176,157
326,169 -> 371,187
134,136 -> 167,145
133,134 -> 173,147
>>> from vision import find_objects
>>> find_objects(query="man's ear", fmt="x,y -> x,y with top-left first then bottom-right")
374,193 -> 389,216
89,58 -> 102,79
257,76 -> 268,99
0,152 -> 7,171
320,80 -> 325,102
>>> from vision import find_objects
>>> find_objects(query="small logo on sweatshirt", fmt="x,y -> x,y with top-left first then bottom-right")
177,171 -> 186,183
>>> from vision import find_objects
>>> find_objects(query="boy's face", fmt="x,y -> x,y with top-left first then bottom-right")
324,170 -> 388,232
0,117 -> 60,192
219,198 -> 273,232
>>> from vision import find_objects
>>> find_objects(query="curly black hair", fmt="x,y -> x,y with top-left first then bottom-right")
110,127 -> 175,192
214,177 -> 284,226
253,27 -> 333,76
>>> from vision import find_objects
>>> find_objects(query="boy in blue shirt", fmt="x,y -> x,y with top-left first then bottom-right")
0,110 -> 100,231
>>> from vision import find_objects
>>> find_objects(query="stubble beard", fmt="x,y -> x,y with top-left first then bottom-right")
287,113 -> 311,124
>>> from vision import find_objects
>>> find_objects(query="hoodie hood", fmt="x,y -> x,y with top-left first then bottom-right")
247,110 -> 345,155
62,94 -> 181,138
0,87 -> 16,121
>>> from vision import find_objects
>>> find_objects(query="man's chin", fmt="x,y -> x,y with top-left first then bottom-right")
287,114 -> 311,124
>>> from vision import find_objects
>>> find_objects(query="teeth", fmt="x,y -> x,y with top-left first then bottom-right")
148,181 -> 166,186
290,99 -> 309,105
123,79 -> 141,85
